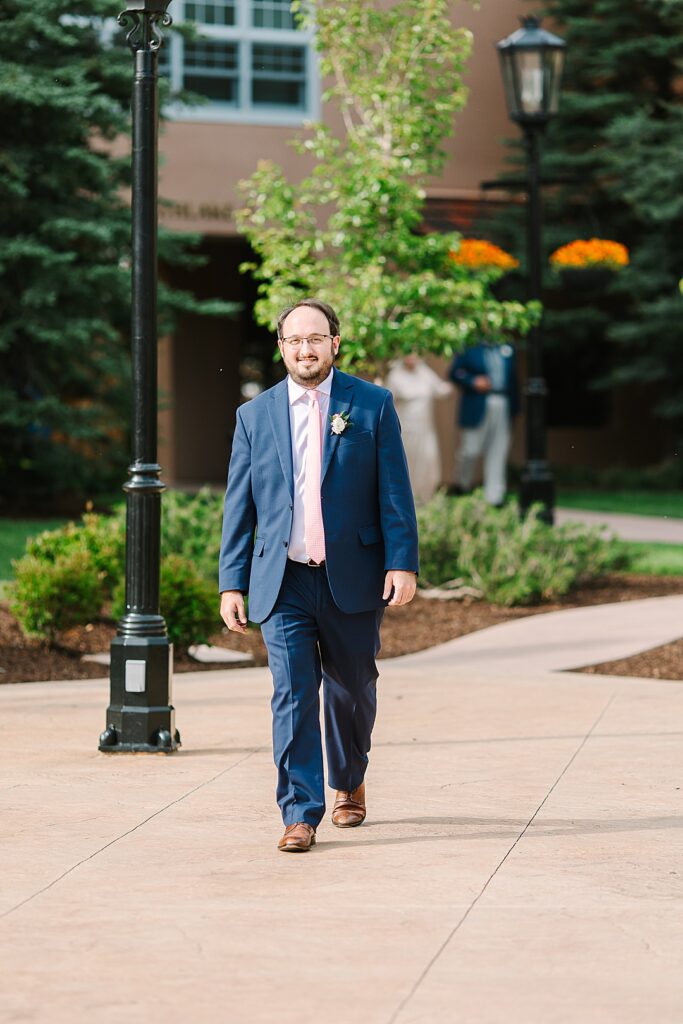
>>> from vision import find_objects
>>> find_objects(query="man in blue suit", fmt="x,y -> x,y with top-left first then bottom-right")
449,339 -> 519,506
219,299 -> 419,852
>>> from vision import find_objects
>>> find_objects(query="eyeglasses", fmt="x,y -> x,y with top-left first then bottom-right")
280,334 -> 333,348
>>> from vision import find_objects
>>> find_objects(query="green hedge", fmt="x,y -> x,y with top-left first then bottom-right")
21,488 -> 224,596
160,488 -> 223,582
11,489 -> 223,648
11,548 -> 103,642
417,491 -> 624,606
25,508 -> 126,597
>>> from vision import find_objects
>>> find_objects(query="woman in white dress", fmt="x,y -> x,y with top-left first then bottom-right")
385,354 -> 453,505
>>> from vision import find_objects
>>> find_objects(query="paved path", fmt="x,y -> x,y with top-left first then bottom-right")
1,597 -> 682,1023
401,593 -> 683,675
556,506 -> 683,544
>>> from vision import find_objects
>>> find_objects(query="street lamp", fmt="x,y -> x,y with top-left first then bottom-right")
497,16 -> 566,524
99,0 -> 180,753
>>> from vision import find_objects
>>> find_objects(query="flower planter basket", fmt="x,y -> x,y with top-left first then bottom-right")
550,239 -> 629,293
559,266 -> 615,292
490,269 -> 526,302
449,239 -> 519,273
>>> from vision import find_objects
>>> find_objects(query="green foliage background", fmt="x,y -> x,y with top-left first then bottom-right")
488,0 -> 683,460
0,1 -> 236,506
10,490 -> 222,647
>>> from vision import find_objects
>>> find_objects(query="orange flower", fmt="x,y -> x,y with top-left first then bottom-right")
550,238 -> 629,270
449,238 -> 519,271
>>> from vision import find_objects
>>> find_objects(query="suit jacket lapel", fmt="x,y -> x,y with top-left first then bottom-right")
267,380 -> 294,500
322,370 -> 354,485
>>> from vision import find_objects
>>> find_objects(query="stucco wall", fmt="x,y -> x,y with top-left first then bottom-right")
157,0 -> 527,235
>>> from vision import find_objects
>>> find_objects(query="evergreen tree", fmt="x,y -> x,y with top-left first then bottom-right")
490,1 -> 683,460
0,1 -> 232,506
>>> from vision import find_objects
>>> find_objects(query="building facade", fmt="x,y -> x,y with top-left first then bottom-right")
155,0 -> 667,489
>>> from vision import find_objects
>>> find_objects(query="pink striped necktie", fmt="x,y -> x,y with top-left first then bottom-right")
304,389 -> 326,564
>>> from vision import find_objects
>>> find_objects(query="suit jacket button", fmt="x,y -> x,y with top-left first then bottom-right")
283,541 -> 288,547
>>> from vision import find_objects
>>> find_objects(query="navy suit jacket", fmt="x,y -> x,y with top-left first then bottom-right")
218,369 -> 419,623
449,342 -> 520,429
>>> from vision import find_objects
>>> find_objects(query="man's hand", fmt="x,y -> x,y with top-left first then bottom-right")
220,590 -> 248,634
473,374 -> 492,393
383,570 -> 417,607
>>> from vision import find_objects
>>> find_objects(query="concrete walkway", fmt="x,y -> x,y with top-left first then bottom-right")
1,597 -> 683,1023
556,506 -> 683,544
401,593 -> 683,674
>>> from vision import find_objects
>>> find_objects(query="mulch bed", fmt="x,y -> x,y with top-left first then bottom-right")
576,639 -> 683,682
1,573 -> 682,685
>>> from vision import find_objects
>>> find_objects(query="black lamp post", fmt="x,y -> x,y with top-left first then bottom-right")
497,16 -> 566,524
99,0 -> 179,753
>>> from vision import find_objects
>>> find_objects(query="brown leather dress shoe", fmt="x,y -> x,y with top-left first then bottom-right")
278,822 -> 316,852
331,782 -> 366,828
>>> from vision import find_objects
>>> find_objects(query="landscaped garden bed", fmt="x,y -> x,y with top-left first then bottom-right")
576,636 -> 683,682
2,490 -> 681,686
2,572 -> 682,685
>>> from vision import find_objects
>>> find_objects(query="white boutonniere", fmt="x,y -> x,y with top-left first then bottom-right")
500,344 -> 513,357
330,411 -> 351,435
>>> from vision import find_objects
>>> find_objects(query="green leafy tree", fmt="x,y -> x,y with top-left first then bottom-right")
0,0 -> 235,505
491,1 -> 683,456
237,0 -> 539,371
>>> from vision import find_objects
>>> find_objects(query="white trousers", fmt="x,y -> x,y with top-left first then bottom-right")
457,395 -> 510,505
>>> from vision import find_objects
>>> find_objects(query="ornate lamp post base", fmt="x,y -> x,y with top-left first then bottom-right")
99,637 -> 180,753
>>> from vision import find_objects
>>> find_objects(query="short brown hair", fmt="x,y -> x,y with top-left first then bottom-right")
277,298 -> 340,340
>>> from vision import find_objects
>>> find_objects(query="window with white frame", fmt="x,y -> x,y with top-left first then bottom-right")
164,0 -> 318,124
252,0 -> 297,30
185,2 -> 236,26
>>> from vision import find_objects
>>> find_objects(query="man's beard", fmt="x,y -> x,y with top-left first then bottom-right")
285,349 -> 334,387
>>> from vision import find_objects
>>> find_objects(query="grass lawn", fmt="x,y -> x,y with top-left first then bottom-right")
558,489 -> 683,519
0,518 -> 68,580
620,541 -> 683,576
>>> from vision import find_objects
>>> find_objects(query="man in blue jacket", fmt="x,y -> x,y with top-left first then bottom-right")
449,338 -> 519,506
219,299 -> 419,852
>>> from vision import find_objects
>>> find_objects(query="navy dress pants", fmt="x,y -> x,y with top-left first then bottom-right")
260,559 -> 384,828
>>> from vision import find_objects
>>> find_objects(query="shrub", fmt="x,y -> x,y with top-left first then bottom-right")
161,487 -> 224,583
112,554 -> 220,650
417,491 -> 624,606
80,509 -> 126,592
25,507 -> 126,598
10,548 -> 103,641
17,488 -> 224,597
11,491 -> 226,645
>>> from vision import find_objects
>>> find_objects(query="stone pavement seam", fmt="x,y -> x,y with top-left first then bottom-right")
0,747 -> 258,924
387,689 -> 618,1024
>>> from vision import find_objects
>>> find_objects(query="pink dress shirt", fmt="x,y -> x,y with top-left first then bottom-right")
286,368 -> 333,563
